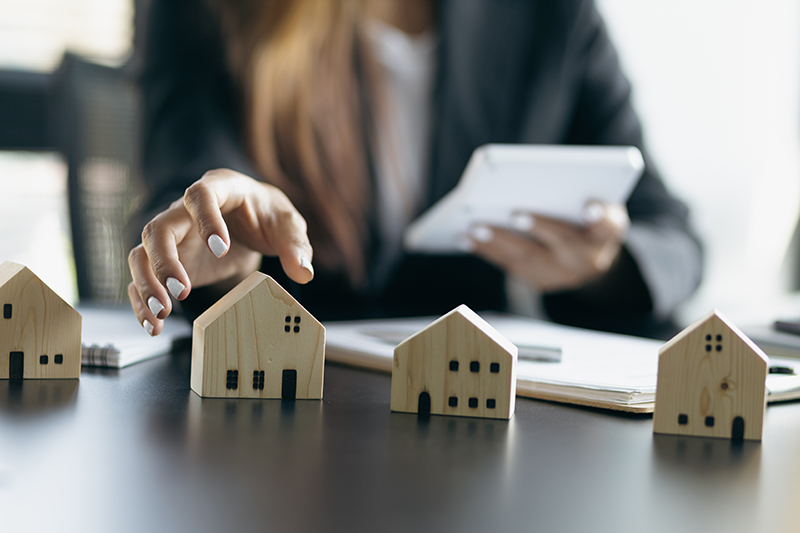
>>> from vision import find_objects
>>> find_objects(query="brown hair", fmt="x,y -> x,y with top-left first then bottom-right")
211,0 -> 379,285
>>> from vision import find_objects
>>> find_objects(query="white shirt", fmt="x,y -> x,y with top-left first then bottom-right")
366,20 -> 436,268
365,19 -> 544,317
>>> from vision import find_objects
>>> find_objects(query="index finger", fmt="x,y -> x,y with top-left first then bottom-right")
182,169 -> 241,259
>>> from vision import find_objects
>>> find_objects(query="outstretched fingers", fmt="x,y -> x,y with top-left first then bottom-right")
129,169 -> 318,335
183,170 -> 314,284
132,205 -> 199,335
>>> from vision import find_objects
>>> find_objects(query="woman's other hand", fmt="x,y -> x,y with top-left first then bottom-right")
128,169 -> 314,336
466,201 -> 630,293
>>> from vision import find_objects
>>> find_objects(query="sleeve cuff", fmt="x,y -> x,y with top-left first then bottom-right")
624,222 -> 703,319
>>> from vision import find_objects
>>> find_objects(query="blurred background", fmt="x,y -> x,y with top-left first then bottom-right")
0,0 -> 798,329
0,0 -> 138,305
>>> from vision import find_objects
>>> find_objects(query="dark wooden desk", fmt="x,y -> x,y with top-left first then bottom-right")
1,352 -> 799,533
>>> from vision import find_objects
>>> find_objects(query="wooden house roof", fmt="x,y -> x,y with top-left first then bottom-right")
395,304 -> 517,359
659,308 -> 768,364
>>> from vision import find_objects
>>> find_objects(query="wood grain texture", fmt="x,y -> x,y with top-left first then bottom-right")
391,305 -> 517,420
653,309 -> 767,440
191,271 -> 325,399
0,261 -> 81,379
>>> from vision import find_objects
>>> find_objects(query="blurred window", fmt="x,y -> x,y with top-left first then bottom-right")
0,0 -> 133,72
0,151 -> 76,304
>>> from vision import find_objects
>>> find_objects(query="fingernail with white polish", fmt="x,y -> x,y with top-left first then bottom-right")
143,320 -> 154,337
510,213 -> 534,232
469,225 -> 494,243
583,203 -> 606,224
300,256 -> 315,278
147,296 -> 165,318
208,234 -> 228,258
166,277 -> 185,299
456,235 -> 475,252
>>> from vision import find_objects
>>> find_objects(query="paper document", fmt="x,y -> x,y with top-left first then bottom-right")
359,326 -> 561,362
325,313 -> 800,413
80,305 -> 192,368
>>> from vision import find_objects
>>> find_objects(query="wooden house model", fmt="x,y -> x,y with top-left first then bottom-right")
191,271 -> 325,400
391,305 -> 517,420
0,261 -> 82,380
653,309 -> 768,441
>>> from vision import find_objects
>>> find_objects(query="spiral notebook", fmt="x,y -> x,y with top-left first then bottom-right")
80,306 -> 192,368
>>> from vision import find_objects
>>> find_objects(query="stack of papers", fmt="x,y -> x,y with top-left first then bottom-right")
325,313 -> 800,413
80,306 -> 192,368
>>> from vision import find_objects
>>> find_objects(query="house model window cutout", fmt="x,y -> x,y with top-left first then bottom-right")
0,261 -> 81,380
390,304 -> 518,420
190,271 -> 325,400
653,309 -> 768,441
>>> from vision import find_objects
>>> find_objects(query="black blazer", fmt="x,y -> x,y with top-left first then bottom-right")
137,0 -> 703,337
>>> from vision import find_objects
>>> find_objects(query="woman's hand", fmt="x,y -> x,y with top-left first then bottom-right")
466,201 -> 630,293
128,169 -> 314,336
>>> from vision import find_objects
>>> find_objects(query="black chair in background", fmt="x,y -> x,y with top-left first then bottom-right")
0,69 -> 50,150
53,54 -> 144,304
0,54 -> 144,304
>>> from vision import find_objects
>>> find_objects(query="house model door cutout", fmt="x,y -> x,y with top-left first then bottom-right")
9,351 -> 23,380
418,392 -> 432,416
282,369 -> 297,400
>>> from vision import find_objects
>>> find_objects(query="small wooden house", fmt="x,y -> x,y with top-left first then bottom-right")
391,305 -> 517,420
191,271 -> 325,400
0,261 -> 82,380
653,309 -> 768,441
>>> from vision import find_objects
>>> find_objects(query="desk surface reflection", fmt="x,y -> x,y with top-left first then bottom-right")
1,351 -> 799,533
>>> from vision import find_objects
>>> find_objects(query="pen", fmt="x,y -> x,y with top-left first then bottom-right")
517,344 -> 562,363
360,328 -> 562,363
